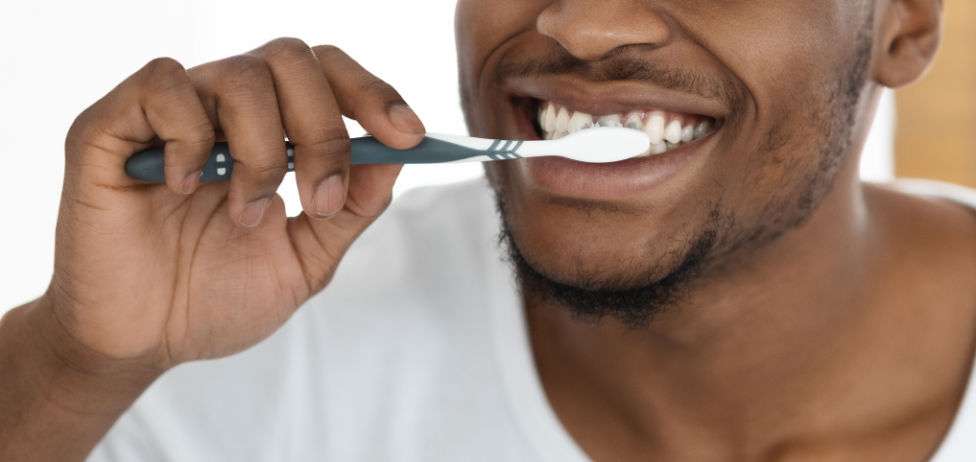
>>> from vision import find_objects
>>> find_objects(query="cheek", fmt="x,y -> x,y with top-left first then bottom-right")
456,0 -> 545,134
682,4 -> 854,210
685,2 -> 849,151
699,2 -> 847,90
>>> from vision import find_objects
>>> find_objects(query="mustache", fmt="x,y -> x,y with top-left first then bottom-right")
495,46 -> 741,108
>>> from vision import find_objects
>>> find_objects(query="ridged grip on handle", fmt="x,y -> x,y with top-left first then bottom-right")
124,136 -> 489,183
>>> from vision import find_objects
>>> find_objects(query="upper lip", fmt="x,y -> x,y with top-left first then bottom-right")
503,74 -> 729,121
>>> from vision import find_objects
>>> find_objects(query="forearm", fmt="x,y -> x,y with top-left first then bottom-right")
0,298 -> 161,461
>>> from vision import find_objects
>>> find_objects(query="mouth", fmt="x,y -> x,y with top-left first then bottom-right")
518,98 -> 719,156
502,76 -> 728,201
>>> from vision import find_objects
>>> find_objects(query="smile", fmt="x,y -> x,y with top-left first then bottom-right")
537,100 -> 717,156
502,75 -> 729,201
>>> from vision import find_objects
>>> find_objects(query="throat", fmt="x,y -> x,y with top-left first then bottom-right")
520,205 -> 975,462
524,290 -> 962,461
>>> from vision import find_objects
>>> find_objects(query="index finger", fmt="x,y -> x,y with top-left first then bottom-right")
312,45 -> 426,149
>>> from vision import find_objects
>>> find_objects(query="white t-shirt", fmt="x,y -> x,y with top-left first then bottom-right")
89,178 -> 976,462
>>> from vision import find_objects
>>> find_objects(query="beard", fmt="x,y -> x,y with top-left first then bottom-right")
492,24 -> 874,328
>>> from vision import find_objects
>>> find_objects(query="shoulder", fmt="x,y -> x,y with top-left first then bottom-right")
864,178 -> 976,304
875,178 -> 976,211
866,178 -> 976,236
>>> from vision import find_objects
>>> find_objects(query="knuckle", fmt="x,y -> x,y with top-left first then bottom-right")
143,56 -> 186,77
312,44 -> 345,60
246,159 -> 288,178
184,121 -> 217,147
140,57 -> 191,95
219,54 -> 272,88
308,130 -> 352,158
358,78 -> 400,102
64,110 -> 99,152
64,119 -> 118,163
349,78 -> 402,119
64,102 -> 115,153
262,37 -> 313,62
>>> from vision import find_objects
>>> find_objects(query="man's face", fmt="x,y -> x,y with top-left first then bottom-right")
455,0 -> 875,324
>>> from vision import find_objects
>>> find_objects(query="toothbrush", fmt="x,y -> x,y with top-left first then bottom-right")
124,127 -> 651,183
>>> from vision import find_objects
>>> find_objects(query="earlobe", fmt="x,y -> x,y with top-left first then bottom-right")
873,0 -> 942,88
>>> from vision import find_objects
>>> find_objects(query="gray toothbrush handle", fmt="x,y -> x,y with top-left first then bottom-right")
124,136 -> 491,183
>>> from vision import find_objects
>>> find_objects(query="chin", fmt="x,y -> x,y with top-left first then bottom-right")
490,175 -> 715,291
494,190 -> 723,328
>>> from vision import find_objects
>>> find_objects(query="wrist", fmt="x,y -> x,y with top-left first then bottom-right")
4,296 -> 162,416
0,298 -> 162,460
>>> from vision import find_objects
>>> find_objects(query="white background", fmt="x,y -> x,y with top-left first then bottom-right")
0,0 -> 893,313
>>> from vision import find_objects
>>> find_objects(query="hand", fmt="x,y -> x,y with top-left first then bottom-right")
42,38 -> 425,371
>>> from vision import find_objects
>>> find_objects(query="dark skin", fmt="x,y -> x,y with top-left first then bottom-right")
0,0 -> 973,461
458,0 -> 975,459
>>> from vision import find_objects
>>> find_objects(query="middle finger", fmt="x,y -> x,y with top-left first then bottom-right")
189,54 -> 287,228
249,37 -> 350,219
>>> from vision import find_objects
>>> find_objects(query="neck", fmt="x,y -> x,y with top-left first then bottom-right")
523,88 -> 976,459
525,162 -> 907,455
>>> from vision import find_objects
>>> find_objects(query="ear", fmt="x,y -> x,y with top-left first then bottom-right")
873,0 -> 943,88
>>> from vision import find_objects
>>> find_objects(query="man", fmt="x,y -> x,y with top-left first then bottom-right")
1,0 -> 973,460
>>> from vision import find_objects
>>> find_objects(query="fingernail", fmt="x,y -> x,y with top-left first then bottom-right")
239,197 -> 270,228
388,104 -> 425,135
313,173 -> 346,218
181,171 -> 201,195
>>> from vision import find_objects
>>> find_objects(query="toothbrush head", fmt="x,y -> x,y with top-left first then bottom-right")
552,127 -> 652,164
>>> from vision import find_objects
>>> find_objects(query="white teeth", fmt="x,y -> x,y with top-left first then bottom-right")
540,102 -> 556,133
644,111 -> 665,144
596,114 -> 622,127
681,124 -> 695,143
537,101 -> 716,158
664,119 -> 683,144
624,111 -> 643,130
554,106 -> 570,135
568,111 -> 594,132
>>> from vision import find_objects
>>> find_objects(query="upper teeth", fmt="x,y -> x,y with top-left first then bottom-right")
538,101 -> 714,156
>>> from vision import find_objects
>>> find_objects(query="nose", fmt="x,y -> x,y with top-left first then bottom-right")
537,0 -> 672,61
